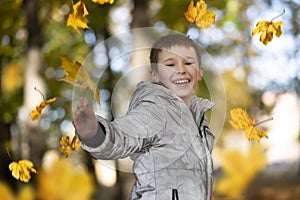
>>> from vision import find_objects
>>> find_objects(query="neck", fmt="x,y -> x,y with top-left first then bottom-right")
182,96 -> 192,107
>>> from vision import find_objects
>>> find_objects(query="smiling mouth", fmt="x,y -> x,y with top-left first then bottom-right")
172,79 -> 190,84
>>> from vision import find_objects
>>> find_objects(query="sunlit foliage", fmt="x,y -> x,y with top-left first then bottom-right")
0,182 -> 34,200
37,158 -> 95,200
216,143 -> 266,197
1,64 -> 23,94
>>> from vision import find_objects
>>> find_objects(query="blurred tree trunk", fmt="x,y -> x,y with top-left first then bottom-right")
129,0 -> 151,89
131,0 -> 150,28
18,0 -> 46,167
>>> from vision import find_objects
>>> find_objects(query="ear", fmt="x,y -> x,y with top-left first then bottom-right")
197,66 -> 203,81
150,70 -> 160,82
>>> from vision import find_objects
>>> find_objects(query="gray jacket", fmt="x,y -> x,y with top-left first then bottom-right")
80,82 -> 215,200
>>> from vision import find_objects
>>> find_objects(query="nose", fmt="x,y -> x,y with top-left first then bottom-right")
175,63 -> 186,74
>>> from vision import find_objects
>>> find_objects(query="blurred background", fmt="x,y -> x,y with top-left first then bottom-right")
0,0 -> 299,199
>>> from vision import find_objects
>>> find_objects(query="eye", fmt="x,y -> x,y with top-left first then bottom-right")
165,63 -> 175,67
185,58 -> 195,66
185,61 -> 195,66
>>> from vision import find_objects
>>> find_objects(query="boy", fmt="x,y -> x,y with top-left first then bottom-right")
73,34 -> 215,199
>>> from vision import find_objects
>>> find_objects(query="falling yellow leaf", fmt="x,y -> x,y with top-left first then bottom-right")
184,0 -> 216,28
9,160 -> 37,182
59,136 -> 82,157
195,10 -> 216,28
59,56 -> 100,104
67,0 -> 89,33
252,10 -> 285,45
229,108 -> 254,130
245,126 -> 268,142
184,0 -> 198,23
30,96 -> 56,121
92,0 -> 114,5
229,108 -> 271,142
252,20 -> 283,45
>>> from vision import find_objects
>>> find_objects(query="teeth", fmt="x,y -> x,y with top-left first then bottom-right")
173,79 -> 189,84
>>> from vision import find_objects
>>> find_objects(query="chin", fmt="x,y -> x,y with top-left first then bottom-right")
175,91 -> 193,99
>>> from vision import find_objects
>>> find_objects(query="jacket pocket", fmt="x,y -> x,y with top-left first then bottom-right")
172,189 -> 179,200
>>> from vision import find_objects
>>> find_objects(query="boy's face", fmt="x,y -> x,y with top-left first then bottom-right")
150,45 -> 203,104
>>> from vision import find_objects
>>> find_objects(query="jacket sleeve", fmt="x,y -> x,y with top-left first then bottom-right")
80,100 -> 166,160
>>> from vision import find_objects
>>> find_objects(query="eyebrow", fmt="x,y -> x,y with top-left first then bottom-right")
162,56 -> 196,62
185,56 -> 196,60
162,58 -> 175,62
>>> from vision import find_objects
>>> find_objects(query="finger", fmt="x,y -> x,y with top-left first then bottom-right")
74,106 -> 85,120
77,98 -> 85,109
77,102 -> 82,109
82,97 -> 88,106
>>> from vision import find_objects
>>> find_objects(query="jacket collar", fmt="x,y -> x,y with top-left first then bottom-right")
190,96 -> 215,126
133,81 -> 215,120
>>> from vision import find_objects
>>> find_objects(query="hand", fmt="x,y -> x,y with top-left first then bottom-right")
73,97 -> 98,139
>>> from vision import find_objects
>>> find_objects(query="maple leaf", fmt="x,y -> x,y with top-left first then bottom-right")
184,0 -> 216,28
9,160 -> 37,182
59,136 -> 82,157
30,87 -> 56,121
252,10 -> 285,45
184,0 -> 198,23
67,0 -> 89,33
92,0 -> 114,5
229,108 -> 272,142
59,56 -> 100,104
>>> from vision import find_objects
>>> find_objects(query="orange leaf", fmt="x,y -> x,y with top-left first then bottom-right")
184,0 -> 216,28
252,10 -> 285,45
59,56 -> 100,104
229,108 -> 271,142
30,97 -> 56,121
252,20 -> 283,45
184,0 -> 198,23
59,136 -> 82,157
9,160 -> 37,182
67,0 -> 89,33
92,0 -> 114,5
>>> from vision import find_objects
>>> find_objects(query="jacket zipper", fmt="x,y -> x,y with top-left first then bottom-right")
172,189 -> 179,200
